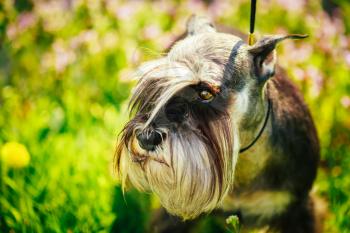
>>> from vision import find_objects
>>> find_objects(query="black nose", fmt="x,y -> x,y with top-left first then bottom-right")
136,131 -> 163,151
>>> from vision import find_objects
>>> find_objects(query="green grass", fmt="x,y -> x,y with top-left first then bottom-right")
0,0 -> 349,232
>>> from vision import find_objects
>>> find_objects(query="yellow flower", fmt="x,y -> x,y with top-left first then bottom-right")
1,142 -> 30,168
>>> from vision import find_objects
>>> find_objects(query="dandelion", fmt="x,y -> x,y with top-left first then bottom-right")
1,142 -> 30,168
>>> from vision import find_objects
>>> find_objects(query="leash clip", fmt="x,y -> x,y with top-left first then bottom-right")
248,33 -> 255,45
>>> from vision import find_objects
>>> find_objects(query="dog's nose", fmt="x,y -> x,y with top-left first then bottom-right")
136,131 -> 163,151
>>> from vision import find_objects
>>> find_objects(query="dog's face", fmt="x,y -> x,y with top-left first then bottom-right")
115,16 -> 306,219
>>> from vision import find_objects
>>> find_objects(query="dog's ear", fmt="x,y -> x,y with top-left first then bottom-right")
186,15 -> 216,36
248,34 -> 308,81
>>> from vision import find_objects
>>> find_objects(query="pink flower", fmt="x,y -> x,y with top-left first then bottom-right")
18,12 -> 36,30
6,24 -> 17,40
143,25 -> 161,40
152,0 -> 176,15
6,12 -> 36,40
344,51 -> 350,67
52,40 -> 76,73
341,96 -> 350,108
306,66 -> 324,98
116,3 -> 139,20
129,48 -> 141,66
187,0 -> 206,13
208,0 -> 231,18
281,43 -> 313,65
292,67 -> 306,81
276,0 -> 305,11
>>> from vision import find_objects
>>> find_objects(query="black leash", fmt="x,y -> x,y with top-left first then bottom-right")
239,99 -> 271,153
248,0 -> 257,45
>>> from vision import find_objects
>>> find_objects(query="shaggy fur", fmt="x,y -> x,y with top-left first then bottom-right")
115,15 -> 320,232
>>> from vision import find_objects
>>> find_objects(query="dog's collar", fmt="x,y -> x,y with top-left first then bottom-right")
239,98 -> 271,153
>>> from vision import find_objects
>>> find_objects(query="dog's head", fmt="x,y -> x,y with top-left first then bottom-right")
115,16 -> 306,219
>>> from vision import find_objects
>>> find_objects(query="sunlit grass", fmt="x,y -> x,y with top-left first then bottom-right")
0,0 -> 349,232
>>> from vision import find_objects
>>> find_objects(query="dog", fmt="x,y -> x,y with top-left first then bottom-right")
115,15 -> 320,233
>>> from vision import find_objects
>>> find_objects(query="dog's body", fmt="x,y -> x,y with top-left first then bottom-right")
222,66 -> 319,231
116,16 -> 320,233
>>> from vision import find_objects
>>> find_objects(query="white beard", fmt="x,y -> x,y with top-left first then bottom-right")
117,119 -> 240,219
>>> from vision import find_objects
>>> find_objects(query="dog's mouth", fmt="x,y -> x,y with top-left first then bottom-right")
129,137 -> 169,167
131,153 -> 169,166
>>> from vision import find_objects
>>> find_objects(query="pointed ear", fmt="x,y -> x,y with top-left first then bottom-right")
186,15 -> 216,36
248,34 -> 308,81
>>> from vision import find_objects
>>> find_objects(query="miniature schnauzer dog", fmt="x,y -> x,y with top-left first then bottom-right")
115,16 -> 320,233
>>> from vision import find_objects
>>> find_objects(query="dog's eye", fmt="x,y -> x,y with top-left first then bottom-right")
198,90 -> 214,102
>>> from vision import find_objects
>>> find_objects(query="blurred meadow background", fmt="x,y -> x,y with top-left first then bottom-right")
0,0 -> 349,232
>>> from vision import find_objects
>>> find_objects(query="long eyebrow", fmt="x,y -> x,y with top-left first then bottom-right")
192,81 -> 221,95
